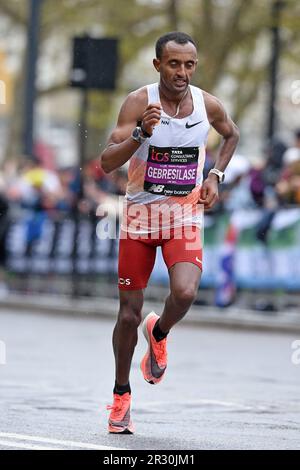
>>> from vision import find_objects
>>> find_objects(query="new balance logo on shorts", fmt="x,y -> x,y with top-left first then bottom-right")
119,278 -> 131,286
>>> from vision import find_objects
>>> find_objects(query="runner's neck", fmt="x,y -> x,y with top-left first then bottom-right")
158,84 -> 189,105
158,84 -> 190,119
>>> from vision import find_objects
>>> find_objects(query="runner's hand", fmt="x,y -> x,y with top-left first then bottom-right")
141,103 -> 162,136
198,175 -> 219,210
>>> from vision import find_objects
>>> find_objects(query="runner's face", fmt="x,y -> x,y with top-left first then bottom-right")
154,41 -> 198,94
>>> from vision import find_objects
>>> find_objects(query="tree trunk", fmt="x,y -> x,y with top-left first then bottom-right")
3,55 -> 26,163
169,0 -> 179,30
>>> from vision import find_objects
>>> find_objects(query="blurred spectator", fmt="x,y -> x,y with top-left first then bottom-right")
34,140 -> 56,171
6,156 -> 63,211
221,154 -> 253,211
282,129 -> 300,166
203,148 -> 216,180
275,130 -> 300,206
56,166 -> 80,212
249,165 -> 265,208
81,158 -> 127,217
263,138 -> 287,187
0,191 -> 9,264
276,160 -> 300,205
0,174 -> 9,297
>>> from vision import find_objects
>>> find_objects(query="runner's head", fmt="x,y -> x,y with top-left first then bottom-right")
154,32 -> 198,94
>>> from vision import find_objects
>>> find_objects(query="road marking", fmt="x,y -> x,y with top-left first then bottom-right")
0,432 -> 126,450
137,398 -> 252,411
194,399 -> 252,409
0,440 -> 57,450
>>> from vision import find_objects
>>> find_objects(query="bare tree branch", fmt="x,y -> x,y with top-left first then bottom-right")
0,0 -> 27,26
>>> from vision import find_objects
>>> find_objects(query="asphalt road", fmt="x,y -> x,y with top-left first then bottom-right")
0,308 -> 300,450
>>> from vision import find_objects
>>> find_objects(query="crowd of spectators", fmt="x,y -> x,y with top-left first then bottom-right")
201,129 -> 300,217
0,155 -> 127,217
0,128 -> 299,224
0,130 -> 299,297
0,154 -> 127,294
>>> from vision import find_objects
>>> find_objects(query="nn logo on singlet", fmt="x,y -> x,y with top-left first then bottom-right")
161,119 -> 170,125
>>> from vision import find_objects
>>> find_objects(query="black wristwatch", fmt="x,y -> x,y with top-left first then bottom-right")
131,127 -> 148,144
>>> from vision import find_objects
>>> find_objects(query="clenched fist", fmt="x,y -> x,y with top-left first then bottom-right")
198,173 -> 219,210
141,102 -> 162,136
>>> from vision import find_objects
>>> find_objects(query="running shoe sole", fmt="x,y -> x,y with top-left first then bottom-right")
140,312 -> 166,385
108,423 -> 134,434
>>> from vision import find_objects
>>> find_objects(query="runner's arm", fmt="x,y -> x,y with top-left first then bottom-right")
100,91 -> 144,174
100,88 -> 161,174
198,93 -> 239,209
204,92 -> 240,175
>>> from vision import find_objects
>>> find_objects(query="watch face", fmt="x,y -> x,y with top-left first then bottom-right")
133,127 -> 139,139
132,127 -> 143,143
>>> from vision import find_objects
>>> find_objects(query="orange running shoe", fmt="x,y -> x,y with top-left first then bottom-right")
106,392 -> 134,434
140,312 -> 168,385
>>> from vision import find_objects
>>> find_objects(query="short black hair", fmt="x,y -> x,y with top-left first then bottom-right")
155,31 -> 196,59
295,129 -> 300,140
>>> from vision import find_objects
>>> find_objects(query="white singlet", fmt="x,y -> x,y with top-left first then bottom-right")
121,83 -> 210,234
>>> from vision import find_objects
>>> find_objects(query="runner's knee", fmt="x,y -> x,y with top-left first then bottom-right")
118,296 -> 143,328
171,285 -> 197,308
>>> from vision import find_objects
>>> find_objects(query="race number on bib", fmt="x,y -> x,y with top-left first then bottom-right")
144,145 -> 199,197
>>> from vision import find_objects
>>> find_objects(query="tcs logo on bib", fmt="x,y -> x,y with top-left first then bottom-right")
150,148 -> 170,163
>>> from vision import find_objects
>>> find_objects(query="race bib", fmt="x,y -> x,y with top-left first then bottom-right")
144,146 -> 199,197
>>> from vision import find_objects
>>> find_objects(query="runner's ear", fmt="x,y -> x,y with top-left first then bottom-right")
153,58 -> 160,72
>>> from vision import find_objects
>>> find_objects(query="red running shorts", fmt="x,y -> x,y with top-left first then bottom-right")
118,225 -> 203,290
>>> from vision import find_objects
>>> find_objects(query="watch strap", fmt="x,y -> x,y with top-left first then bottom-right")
140,124 -> 151,138
209,168 -> 225,183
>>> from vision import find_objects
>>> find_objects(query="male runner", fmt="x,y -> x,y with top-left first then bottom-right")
100,32 -> 239,434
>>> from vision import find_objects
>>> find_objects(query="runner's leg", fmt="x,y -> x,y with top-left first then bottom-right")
113,289 -> 144,385
159,261 -> 201,333
159,226 -> 202,333
114,233 -> 157,385
139,227 -> 202,385
139,260 -> 201,385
